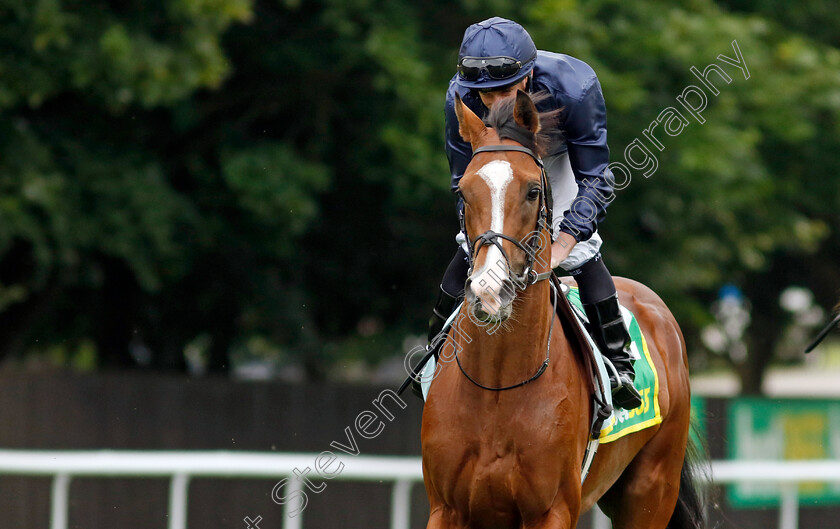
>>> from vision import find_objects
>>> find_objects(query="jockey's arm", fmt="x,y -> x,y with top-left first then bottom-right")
554,77 -> 614,249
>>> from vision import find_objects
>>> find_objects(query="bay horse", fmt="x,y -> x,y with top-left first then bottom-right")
420,90 -> 703,529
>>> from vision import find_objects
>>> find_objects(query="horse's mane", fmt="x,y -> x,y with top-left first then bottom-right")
484,92 -> 562,158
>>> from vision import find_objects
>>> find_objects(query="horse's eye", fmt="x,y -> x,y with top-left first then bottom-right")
527,187 -> 541,201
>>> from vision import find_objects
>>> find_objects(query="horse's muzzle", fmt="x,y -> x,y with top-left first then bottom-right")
465,277 -> 515,322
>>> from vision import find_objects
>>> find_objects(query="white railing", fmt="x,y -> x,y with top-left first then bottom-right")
0,451 -> 838,529
0,450 -> 421,529
709,460 -> 840,529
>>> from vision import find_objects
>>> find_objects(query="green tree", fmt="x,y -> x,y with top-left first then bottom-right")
0,0 -> 258,368
1,0 -> 839,393
524,0 -> 840,392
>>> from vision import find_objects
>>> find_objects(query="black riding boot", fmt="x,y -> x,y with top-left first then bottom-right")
583,295 -> 643,410
429,287 -> 460,345
409,286 -> 460,398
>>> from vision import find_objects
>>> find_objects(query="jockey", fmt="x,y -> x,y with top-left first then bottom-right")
427,17 -> 642,410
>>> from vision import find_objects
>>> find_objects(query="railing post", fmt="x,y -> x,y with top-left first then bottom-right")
168,473 -> 191,529
591,504 -> 611,529
50,473 -> 72,529
779,484 -> 798,529
390,479 -> 413,529
283,477 -> 303,529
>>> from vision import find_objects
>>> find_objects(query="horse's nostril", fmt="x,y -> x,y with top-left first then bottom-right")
464,282 -> 475,303
499,280 -> 516,303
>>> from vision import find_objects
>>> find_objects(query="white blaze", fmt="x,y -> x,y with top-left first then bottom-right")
470,160 -> 513,314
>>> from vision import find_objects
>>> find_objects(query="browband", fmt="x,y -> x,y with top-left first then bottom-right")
472,145 -> 544,168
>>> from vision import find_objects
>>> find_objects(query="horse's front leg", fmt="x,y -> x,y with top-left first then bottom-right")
425,510 -> 446,529
525,498 -> 581,529
425,506 -> 464,529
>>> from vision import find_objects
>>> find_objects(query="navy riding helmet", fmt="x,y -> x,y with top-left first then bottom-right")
456,17 -> 537,90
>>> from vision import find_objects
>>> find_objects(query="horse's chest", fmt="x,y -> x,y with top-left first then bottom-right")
427,404 -> 559,468
423,399 -> 573,517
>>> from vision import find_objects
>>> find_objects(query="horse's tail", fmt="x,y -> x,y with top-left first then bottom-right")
666,424 -> 707,529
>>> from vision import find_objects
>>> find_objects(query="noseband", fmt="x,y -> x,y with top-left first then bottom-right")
459,144 -> 554,287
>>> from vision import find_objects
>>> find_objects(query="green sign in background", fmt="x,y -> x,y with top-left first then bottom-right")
690,396 -> 706,450
727,398 -> 840,507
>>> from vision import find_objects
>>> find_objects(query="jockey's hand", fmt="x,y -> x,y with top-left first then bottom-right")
550,232 -> 578,269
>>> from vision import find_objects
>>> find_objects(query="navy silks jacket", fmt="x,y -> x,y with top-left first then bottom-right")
445,51 -> 612,242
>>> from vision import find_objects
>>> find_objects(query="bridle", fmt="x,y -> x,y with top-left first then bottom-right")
458,144 -> 554,287
454,143 -> 557,391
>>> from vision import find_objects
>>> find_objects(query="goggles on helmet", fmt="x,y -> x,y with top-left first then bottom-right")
457,56 -> 528,82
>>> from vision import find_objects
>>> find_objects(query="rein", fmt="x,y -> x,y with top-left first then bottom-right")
455,279 -> 558,391
455,143 -> 556,391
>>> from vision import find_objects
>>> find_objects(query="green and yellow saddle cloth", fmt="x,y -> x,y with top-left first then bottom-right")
564,285 -> 662,443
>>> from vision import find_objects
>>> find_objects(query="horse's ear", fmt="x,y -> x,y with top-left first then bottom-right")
513,89 -> 540,134
455,93 -> 485,145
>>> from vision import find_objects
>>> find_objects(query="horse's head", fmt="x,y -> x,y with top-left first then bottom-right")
455,90 -> 554,323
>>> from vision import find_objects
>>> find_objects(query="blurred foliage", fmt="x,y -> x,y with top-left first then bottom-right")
520,0 -> 840,392
0,0 -> 838,392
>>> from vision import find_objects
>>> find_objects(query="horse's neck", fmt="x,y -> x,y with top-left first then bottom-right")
460,281 -> 555,379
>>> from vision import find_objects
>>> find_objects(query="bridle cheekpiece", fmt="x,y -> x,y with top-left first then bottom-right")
459,144 -> 554,288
